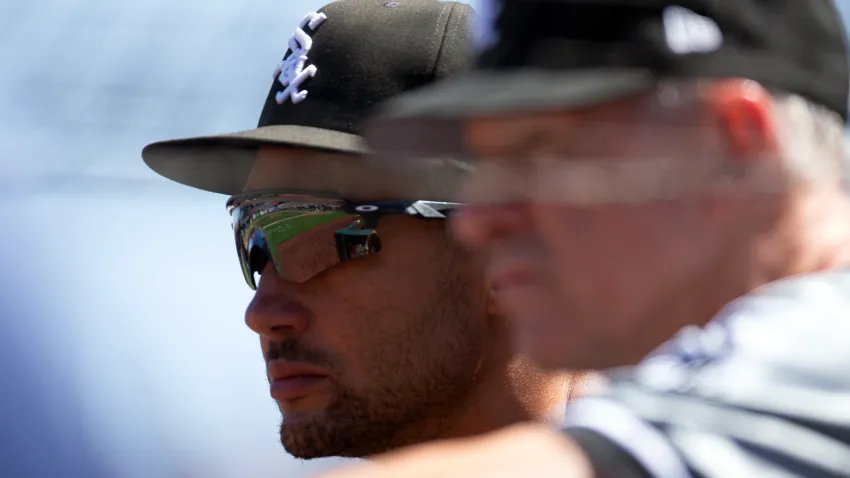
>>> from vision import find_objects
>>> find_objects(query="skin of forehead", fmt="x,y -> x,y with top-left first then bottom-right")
462,92 -> 705,158
242,147 -> 457,200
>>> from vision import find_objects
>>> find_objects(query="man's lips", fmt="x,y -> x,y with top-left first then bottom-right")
266,360 -> 330,401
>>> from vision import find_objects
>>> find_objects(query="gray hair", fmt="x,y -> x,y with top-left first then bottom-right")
771,93 -> 846,186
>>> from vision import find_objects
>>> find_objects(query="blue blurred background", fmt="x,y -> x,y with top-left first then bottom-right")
0,0 -> 846,477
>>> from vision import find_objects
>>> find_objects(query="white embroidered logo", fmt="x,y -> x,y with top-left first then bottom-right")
273,12 -> 327,105
662,6 -> 723,54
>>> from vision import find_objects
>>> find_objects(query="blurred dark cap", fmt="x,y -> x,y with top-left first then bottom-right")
366,0 -> 849,157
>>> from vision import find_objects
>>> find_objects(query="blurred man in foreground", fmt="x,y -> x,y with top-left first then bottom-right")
142,0 -> 591,461
317,0 -> 850,476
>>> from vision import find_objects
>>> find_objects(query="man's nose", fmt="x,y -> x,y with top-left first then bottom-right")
244,263 -> 310,340
451,203 -> 529,249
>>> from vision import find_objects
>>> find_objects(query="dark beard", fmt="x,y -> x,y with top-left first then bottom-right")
280,262 -> 484,459
280,376 -> 461,459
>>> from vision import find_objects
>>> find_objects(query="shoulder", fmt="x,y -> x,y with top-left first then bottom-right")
563,271 -> 850,478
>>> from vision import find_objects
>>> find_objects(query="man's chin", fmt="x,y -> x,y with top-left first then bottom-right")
280,419 -> 333,459
279,413 -> 400,460
281,425 -> 369,460
279,410 -> 368,459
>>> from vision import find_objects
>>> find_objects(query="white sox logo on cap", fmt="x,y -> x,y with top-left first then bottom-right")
273,11 -> 327,105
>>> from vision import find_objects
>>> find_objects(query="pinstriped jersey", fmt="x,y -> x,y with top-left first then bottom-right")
563,269 -> 850,478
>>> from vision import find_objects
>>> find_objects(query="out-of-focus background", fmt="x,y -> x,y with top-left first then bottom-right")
0,0 -> 846,477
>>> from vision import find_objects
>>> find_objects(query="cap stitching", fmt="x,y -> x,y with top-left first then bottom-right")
427,3 -> 452,79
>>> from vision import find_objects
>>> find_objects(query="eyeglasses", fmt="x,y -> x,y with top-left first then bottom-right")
226,191 -> 459,289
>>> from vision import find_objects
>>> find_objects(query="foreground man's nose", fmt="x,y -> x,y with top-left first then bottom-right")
451,203 -> 529,248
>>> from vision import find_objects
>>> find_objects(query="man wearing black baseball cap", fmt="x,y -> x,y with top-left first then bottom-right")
316,0 -> 850,476
141,0 -> 593,462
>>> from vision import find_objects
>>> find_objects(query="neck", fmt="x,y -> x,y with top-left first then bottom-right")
362,366 -> 573,460
757,189 -> 850,285
433,357 -> 573,440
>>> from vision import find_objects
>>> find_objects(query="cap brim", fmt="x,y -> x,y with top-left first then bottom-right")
365,68 -> 657,157
142,124 -> 463,200
142,125 -> 367,196
380,68 -> 656,118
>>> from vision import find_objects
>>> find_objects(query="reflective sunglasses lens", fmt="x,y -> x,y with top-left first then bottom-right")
232,199 -> 381,289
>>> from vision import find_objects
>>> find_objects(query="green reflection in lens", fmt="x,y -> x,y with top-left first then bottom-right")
251,209 -> 352,271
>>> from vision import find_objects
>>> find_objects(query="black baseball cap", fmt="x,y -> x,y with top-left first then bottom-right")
366,0 -> 849,153
142,0 -> 474,196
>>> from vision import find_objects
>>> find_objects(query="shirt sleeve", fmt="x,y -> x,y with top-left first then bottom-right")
563,427 -> 653,478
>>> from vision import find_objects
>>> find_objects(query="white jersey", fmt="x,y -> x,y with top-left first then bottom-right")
563,269 -> 850,478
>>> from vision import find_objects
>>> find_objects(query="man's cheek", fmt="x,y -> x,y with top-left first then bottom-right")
501,294 -> 562,350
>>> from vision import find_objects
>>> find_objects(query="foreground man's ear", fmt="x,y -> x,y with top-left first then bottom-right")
707,78 -> 779,160
701,79 -> 785,229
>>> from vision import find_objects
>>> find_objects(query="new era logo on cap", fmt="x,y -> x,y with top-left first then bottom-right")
472,0 -> 724,56
662,6 -> 722,54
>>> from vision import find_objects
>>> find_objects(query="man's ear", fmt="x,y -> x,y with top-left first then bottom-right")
706,79 -> 779,160
703,79 -> 785,230
486,284 -> 504,318
482,280 -> 514,360
484,277 -> 511,338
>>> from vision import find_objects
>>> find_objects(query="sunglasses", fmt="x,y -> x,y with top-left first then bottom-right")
226,191 -> 460,290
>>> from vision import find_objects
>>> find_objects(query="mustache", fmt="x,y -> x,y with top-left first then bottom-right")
265,339 -> 333,368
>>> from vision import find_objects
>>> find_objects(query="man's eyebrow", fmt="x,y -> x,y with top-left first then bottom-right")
515,129 -> 567,157
503,123 -> 584,160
